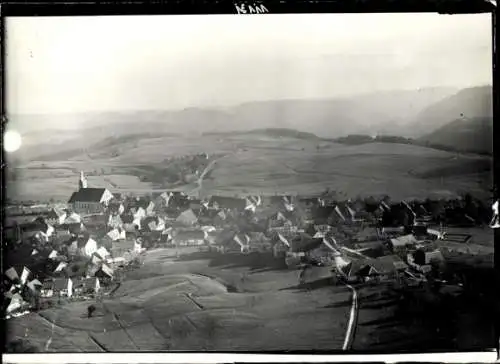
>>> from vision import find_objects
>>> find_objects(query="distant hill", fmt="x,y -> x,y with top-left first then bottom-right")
418,117 -> 493,155
204,128 -> 320,140
409,86 -> 492,138
8,86 -> 476,161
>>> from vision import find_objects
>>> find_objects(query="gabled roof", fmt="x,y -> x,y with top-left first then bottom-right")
68,188 -> 109,203
350,254 -> 407,276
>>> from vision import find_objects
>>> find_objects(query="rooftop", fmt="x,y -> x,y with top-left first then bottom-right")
68,188 -> 109,203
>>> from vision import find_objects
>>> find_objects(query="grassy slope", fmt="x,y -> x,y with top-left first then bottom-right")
205,141 -> 492,200
418,117 -> 493,155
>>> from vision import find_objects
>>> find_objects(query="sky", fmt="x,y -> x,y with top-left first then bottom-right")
5,13 -> 493,115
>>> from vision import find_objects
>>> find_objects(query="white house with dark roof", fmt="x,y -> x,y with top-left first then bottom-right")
68,172 -> 114,215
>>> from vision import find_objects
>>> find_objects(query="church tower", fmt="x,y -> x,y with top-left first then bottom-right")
79,171 -> 88,190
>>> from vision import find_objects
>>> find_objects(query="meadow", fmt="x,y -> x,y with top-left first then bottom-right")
6,247 -> 353,352
7,133 -> 493,202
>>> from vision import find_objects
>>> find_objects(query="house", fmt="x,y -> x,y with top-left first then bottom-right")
108,214 -> 124,229
107,201 -> 125,216
272,233 -> 291,258
154,192 -> 171,209
293,238 -> 337,266
53,278 -> 74,297
95,246 -> 111,261
380,226 -> 406,238
413,248 -> 445,266
314,224 -> 334,234
172,229 -> 206,246
5,293 -> 25,314
20,266 -> 32,285
388,234 -> 418,252
104,228 -> 126,242
247,232 -> 272,252
212,210 -> 229,227
268,210 -> 294,228
142,216 -> 166,232
26,279 -> 43,293
41,280 -> 54,298
353,227 -> 379,242
73,277 -> 101,296
128,207 -> 146,227
206,229 -> 237,251
153,191 -> 189,210
346,255 -> 408,282
48,250 -> 58,260
298,197 -> 321,209
18,221 -> 49,242
353,241 -> 388,258
176,209 -> 198,226
381,203 -> 415,228
82,237 -> 98,257
209,196 -> 248,211
45,207 -> 67,225
60,221 -> 86,235
229,233 -> 252,253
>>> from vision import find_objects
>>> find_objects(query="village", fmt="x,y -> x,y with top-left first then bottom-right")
2,169 -> 495,321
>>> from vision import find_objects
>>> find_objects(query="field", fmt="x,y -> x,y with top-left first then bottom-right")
8,241 -> 496,353
6,247 -> 354,352
7,134 -> 493,202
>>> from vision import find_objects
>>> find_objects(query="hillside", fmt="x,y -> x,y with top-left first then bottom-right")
204,128 -> 320,141
9,86 -> 460,162
418,117 -> 493,155
409,86 -> 492,138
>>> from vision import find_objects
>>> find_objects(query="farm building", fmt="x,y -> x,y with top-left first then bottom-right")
388,234 -> 418,252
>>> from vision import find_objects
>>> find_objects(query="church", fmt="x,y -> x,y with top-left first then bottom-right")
68,172 -> 114,215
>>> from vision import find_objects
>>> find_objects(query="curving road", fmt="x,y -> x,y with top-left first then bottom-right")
342,283 -> 359,351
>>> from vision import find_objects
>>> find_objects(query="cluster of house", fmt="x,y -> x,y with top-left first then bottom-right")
3,171 -> 467,317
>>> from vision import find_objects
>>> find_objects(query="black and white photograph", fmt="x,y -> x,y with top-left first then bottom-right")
2,12 -> 496,354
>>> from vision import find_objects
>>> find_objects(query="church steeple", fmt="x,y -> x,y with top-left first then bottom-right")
79,171 -> 88,190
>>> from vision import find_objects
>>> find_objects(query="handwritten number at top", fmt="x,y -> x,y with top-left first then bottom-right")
235,3 -> 269,14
